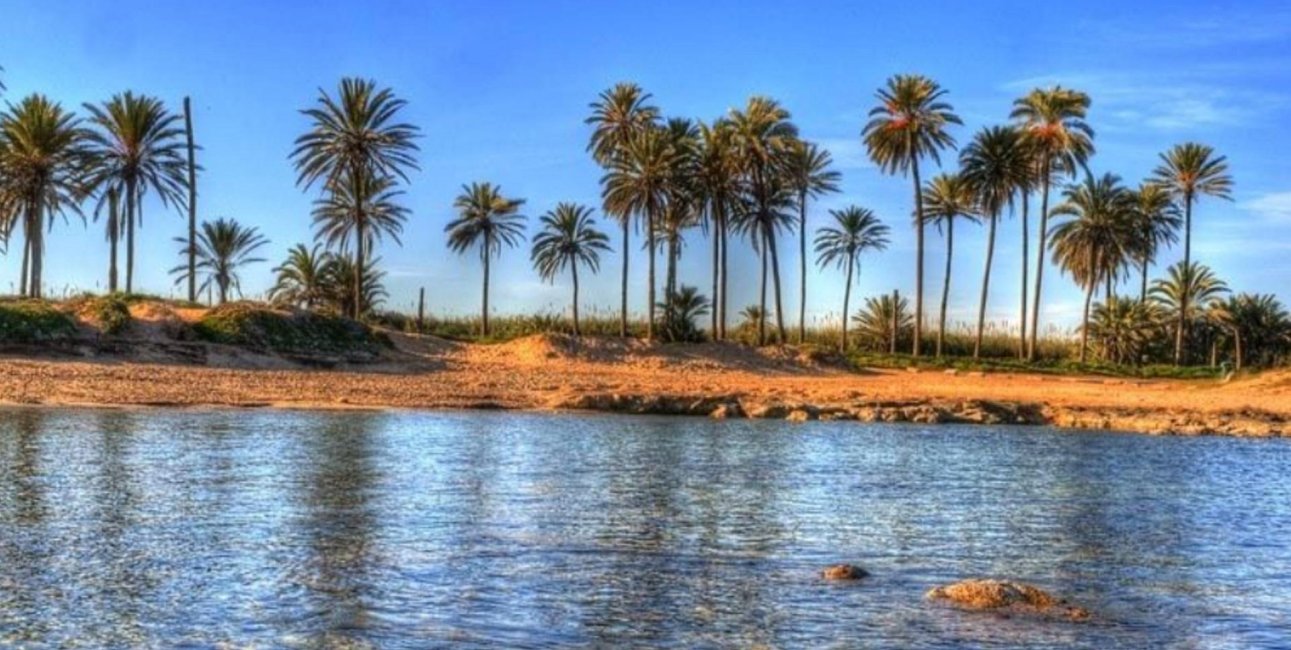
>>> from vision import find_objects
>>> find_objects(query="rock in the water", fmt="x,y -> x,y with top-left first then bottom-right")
785,407 -> 818,422
821,564 -> 868,580
709,402 -> 744,419
926,579 -> 1090,621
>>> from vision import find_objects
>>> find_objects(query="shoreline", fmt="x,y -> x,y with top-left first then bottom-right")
1,333 -> 1287,437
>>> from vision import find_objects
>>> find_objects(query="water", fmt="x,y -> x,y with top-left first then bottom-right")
1,408 -> 1289,648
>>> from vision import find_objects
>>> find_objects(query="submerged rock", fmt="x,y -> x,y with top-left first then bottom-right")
821,564 -> 868,580
926,579 -> 1090,621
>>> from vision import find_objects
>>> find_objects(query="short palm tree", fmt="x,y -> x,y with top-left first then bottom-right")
1151,142 -> 1232,363
310,172 -> 409,265
814,206 -> 890,351
920,173 -> 980,357
1131,182 -> 1182,301
1049,173 -> 1138,362
587,83 -> 659,336
1150,261 -> 1229,363
1011,86 -> 1094,360
530,202 -> 611,336
601,126 -> 674,340
785,139 -> 841,343
82,91 -> 188,293
1209,294 -> 1291,371
0,94 -> 89,298
324,254 -> 388,316
1088,296 -> 1163,365
851,293 -> 913,352
656,285 -> 711,343
290,77 -> 420,318
862,74 -> 962,356
960,126 -> 1030,358
172,217 -> 267,304
446,182 -> 527,337
696,119 -> 741,339
268,243 -> 332,309
729,95 -> 799,344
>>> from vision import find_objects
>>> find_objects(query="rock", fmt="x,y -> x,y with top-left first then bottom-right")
785,407 -> 818,422
944,368 -> 960,376
709,402 -> 744,419
821,564 -> 868,580
747,403 -> 791,419
926,579 -> 1090,621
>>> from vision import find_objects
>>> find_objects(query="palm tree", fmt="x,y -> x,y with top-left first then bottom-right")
814,206 -> 890,351
1209,294 -> 1291,371
731,180 -> 796,345
920,173 -> 980,357
324,254 -> 388,316
862,74 -> 962,356
171,217 -> 267,304
310,172 -> 409,269
0,94 -> 89,298
785,140 -> 841,343
657,285 -> 711,343
1151,142 -> 1233,363
696,119 -> 741,339
586,83 -> 660,336
82,91 -> 188,293
601,127 -> 674,340
729,95 -> 799,344
1130,182 -> 1182,301
1088,296 -> 1163,365
659,117 -> 700,306
268,243 -> 332,309
1012,86 -> 1094,360
1150,261 -> 1229,364
531,202 -> 611,336
959,126 -> 1030,358
851,293 -> 913,352
290,77 -> 420,318
1048,173 -> 1138,363
446,182 -> 527,337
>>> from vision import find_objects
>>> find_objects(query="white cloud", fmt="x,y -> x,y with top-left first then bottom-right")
815,137 -> 873,171
1241,191 -> 1291,223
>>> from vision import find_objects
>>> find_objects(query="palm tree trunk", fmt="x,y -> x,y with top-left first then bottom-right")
108,187 -> 120,293
719,206 -> 728,340
219,278 -> 228,305
974,214 -> 998,359
1080,282 -> 1094,364
758,237 -> 767,346
1175,193 -> 1193,365
666,236 -> 677,305
841,252 -> 854,351
19,212 -> 30,297
938,218 -> 954,358
1028,171 -> 1052,360
184,96 -> 198,303
572,264 -> 580,337
1140,257 -> 1149,303
711,208 -> 720,338
481,248 -> 490,337
1019,192 -> 1029,359
911,159 -> 924,357
30,205 -> 43,299
798,189 -> 808,344
1233,328 -> 1243,372
646,205 -> 656,341
620,218 -> 629,337
768,225 -> 787,345
125,177 -> 137,293
355,223 -> 365,319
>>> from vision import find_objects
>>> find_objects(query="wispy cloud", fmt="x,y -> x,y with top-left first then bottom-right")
815,137 -> 872,171
1240,191 -> 1291,223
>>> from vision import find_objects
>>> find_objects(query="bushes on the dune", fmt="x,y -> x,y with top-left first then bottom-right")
193,302 -> 387,356
0,300 -> 78,343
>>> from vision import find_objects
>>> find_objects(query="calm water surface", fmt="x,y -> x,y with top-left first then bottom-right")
1,408 -> 1289,648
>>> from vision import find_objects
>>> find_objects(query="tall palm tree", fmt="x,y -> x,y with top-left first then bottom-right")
1150,261 -> 1229,364
1151,142 -> 1233,364
659,117 -> 700,306
171,217 -> 267,304
785,140 -> 841,343
290,77 -> 420,318
696,119 -> 741,339
601,127 -> 674,340
82,91 -> 188,293
729,95 -> 799,344
862,74 -> 962,356
920,173 -> 980,357
586,83 -> 659,337
1012,86 -> 1094,360
1131,182 -> 1182,301
960,126 -> 1030,358
814,206 -> 890,351
268,243 -> 332,309
0,94 -> 89,298
531,202 -> 611,336
310,172 -> 409,269
1049,173 -> 1138,362
731,180 -> 796,345
446,182 -> 526,337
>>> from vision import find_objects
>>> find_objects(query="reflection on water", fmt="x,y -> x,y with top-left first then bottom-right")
1,408 -> 1290,648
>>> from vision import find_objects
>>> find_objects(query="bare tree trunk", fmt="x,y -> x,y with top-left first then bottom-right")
768,226 -> 787,345
841,253 -> 854,351
938,218 -> 954,358
1175,193 -> 1193,365
798,188 -> 808,344
1028,172 -> 1052,360
108,187 -> 119,293
620,218 -> 629,337
911,159 -> 924,357
572,264 -> 581,337
974,214 -> 998,359
1019,192 -> 1029,359
184,97 -> 198,303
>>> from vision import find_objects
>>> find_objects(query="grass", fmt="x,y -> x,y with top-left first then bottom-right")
0,298 -> 78,343
194,302 -> 388,356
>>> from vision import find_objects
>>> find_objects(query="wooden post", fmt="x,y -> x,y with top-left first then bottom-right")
417,287 -> 426,332
890,289 -> 899,355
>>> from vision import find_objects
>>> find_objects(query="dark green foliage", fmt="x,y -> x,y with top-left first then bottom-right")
91,295 -> 131,335
193,302 -> 386,356
0,299 -> 77,342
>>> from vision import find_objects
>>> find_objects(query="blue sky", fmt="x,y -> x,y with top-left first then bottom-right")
2,0 -> 1289,330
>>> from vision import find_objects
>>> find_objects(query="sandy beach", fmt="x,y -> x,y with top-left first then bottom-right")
2,331 -> 1287,437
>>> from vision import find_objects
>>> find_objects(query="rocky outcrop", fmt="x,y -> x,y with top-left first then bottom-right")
821,564 -> 868,580
926,579 -> 1090,621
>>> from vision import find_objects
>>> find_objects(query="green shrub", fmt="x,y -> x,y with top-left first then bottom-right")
0,300 -> 78,343
93,296 -> 132,335
193,302 -> 387,356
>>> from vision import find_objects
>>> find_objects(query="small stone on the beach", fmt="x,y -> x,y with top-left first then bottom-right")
822,564 -> 868,580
